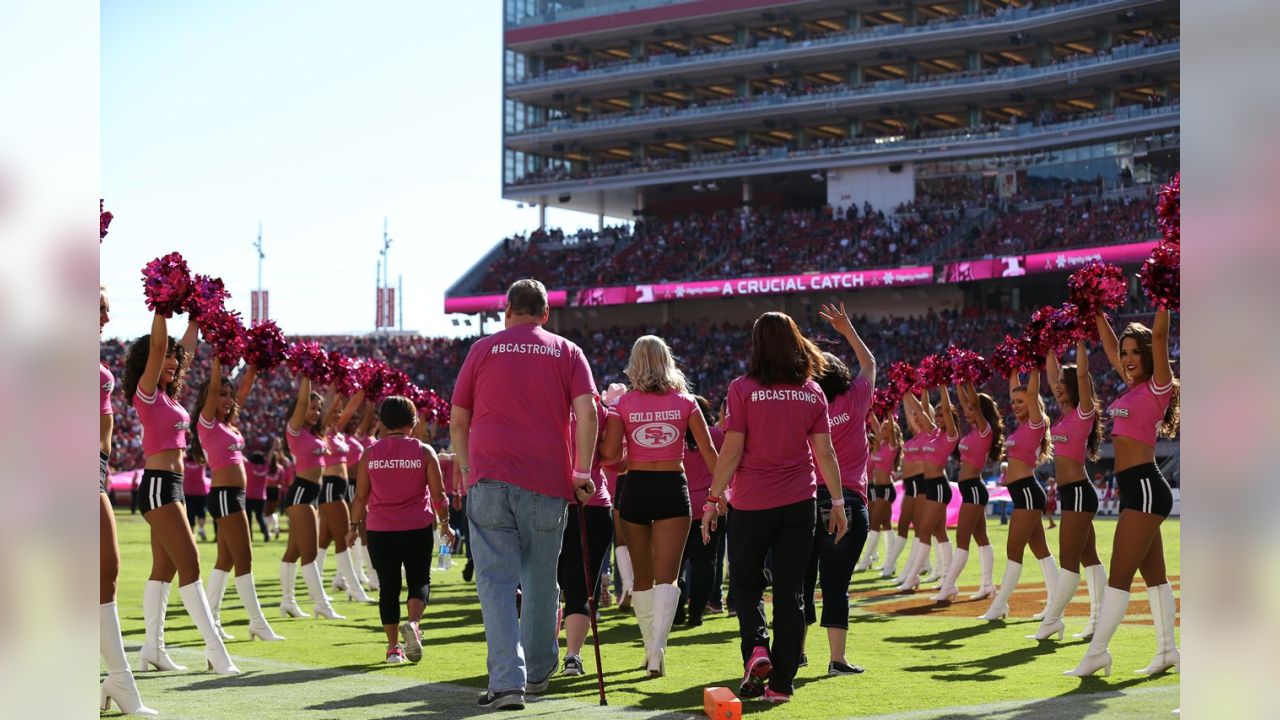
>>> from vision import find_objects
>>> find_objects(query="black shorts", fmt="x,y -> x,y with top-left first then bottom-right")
185,494 -> 207,518
903,474 -> 924,497
100,452 -> 109,494
1058,480 -> 1099,514
618,470 -> 691,524
287,479 -> 321,507
138,470 -> 184,515
1007,477 -> 1046,511
321,475 -> 348,505
346,481 -> 356,503
266,486 -> 280,503
868,484 -> 896,503
922,476 -> 952,503
958,479 -> 989,506
1117,463 -> 1173,518
209,487 -> 247,520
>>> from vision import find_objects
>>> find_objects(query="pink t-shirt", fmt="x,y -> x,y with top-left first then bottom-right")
1052,406 -> 1097,464
1108,379 -> 1173,447
132,387 -> 190,458
245,462 -> 268,500
327,432 -> 351,469
609,389 -> 700,463
451,323 -> 597,501
286,425 -> 328,473
1005,418 -> 1047,469
958,424 -> 994,470
920,427 -> 961,471
363,435 -> 435,532
571,400 -> 613,508
684,425 -> 725,512
724,376 -> 830,511
822,377 -> 874,499
440,456 -> 458,495
100,363 -> 114,416
197,416 -> 245,472
182,463 -> 208,495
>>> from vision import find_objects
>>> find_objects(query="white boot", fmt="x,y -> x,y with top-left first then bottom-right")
337,551 -> 374,602
969,545 -> 996,600
1136,583 -> 1180,675
616,546 -> 635,604
1075,564 -> 1106,640
101,602 -> 157,715
631,588 -> 656,670
931,548 -> 967,602
855,530 -> 881,572
897,541 -> 931,592
177,580 -> 241,675
879,534 -> 907,578
1031,556 -> 1060,620
648,583 -> 680,676
302,561 -> 345,619
360,541 -> 380,590
978,560 -> 1022,620
891,539 -> 922,586
928,541 -> 952,585
235,573 -> 285,641
320,546 -> 343,594
138,580 -> 187,672
1065,586 -> 1129,676
919,540 -> 933,579
352,538 -> 372,586
1030,569 -> 1079,641
205,568 -> 234,640
279,561 -> 309,618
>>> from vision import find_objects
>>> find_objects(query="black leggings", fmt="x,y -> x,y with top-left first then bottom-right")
804,489 -> 870,630
557,505 -> 613,617
246,499 -> 269,539
678,518 -> 724,625
366,527 -> 433,626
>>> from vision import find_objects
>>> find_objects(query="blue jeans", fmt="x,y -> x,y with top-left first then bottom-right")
467,479 -> 568,693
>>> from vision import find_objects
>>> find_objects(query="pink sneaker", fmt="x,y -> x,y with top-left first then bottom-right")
386,646 -> 406,664
761,688 -> 791,703
747,646 -> 773,679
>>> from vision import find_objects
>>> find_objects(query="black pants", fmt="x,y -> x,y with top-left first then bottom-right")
717,507 -> 732,608
730,498 -> 815,695
804,490 -> 870,630
245,499 -> 269,540
557,505 -> 613,618
185,494 -> 207,527
366,526 -> 433,626
449,495 -> 472,560
677,518 -> 723,625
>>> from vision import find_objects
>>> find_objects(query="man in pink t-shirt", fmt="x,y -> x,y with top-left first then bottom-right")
450,279 -> 599,710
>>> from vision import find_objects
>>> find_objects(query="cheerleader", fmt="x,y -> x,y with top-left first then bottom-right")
940,382 -> 1005,602
855,418 -> 901,572
977,370 -> 1059,621
315,387 -> 374,603
122,311 -> 239,675
888,400 -> 931,584
899,387 -> 960,595
279,375 -> 344,619
1067,309 -> 1180,676
99,288 -> 156,715
701,312 -> 848,703
191,356 -> 285,643
601,336 -> 720,677
601,383 -> 634,611
1031,342 -> 1106,641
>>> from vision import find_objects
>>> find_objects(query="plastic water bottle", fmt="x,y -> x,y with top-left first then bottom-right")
439,543 -> 451,570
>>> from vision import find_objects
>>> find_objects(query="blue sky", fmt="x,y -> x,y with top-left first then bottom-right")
101,1 -> 599,338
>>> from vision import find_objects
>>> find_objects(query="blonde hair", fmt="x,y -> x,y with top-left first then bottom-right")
625,335 -> 688,394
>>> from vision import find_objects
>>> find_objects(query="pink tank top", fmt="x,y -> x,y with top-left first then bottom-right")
958,425 -> 994,470
1108,379 -> 1173,447
1005,418 -> 1047,469
1052,406 -> 1097,464
363,435 -> 434,532
345,434 -> 364,467
920,428 -> 960,470
100,363 -> 114,416
197,415 -> 245,471
610,389 -> 699,463
327,432 -> 351,468
286,425 -> 328,473
132,387 -> 190,457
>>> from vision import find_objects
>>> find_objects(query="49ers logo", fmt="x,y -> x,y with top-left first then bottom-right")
631,422 -> 679,449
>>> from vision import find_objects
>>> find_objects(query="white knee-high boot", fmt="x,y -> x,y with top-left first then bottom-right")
205,568 -> 234,640
352,537 -> 372,585
101,602 -> 157,715
1136,583 -> 1180,675
302,561 -> 344,619
616,546 -> 635,603
1032,556 -> 1060,620
931,547 -> 967,602
891,539 -> 922,586
236,573 -> 285,641
138,580 -> 186,672
929,541 -> 953,585
1030,569 -> 1079,640
1065,586 -> 1129,676
631,588 -> 656,669
897,541 -> 931,592
855,530 -> 881,571
279,561 -> 309,618
1075,564 -> 1107,640
177,580 -> 240,675
648,584 -> 679,676
361,541 -> 380,590
978,560 -> 1022,620
879,533 -> 907,578
337,551 -> 374,602
969,544 -> 996,600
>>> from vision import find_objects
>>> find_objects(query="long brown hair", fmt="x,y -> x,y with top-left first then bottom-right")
885,417 -> 904,472
122,334 -> 190,403
283,390 -> 324,449
1060,364 -> 1104,461
748,312 -> 828,386
975,392 -> 1006,464
1119,322 -> 1181,438
189,376 -> 238,465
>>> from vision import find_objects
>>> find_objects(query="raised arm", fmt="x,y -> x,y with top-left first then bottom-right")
963,382 -> 990,434
180,316 -> 198,360
1007,370 -> 1020,398
819,302 -> 876,385
1096,313 -> 1125,379
287,375 -> 312,432
1151,307 -> 1173,387
235,365 -> 257,410
357,399 -> 376,437
320,385 -> 340,429
336,389 -> 367,431
201,356 -> 223,423
689,408 -> 720,478
1045,350 -> 1062,394
1027,368 -> 1044,426
938,385 -> 958,438
1074,341 -> 1096,413
902,390 -> 937,432
138,312 -> 170,397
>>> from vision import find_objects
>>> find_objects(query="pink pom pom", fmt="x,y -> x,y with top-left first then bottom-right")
329,352 -> 364,397
944,346 -> 990,386
869,389 -> 895,421
917,354 -> 949,390
991,335 -> 1034,378
140,252 -> 193,317
886,361 -> 919,399
1157,173 -> 1179,246
1067,261 -> 1128,320
187,275 -> 231,320
1138,242 -> 1180,311
100,200 -> 113,242
285,341 -> 333,385
361,360 -> 390,399
381,369 -> 411,400
202,310 -> 247,366
244,321 -> 287,371
1024,305 -> 1077,358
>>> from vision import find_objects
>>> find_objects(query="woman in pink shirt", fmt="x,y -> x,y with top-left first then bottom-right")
855,416 -> 901,573
888,399 -> 933,585
1032,342 -> 1106,641
898,387 -> 960,594
944,382 -> 1005,602
315,386 -> 373,603
978,370 -> 1059,622
244,451 -> 271,543
183,448 -> 210,542
123,310 -> 238,676
701,312 -> 847,703
1068,308 -> 1180,677
601,335 -> 719,677
348,396 -> 452,665
191,356 -> 284,643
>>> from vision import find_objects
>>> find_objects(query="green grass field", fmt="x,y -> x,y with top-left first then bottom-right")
105,511 -> 1179,719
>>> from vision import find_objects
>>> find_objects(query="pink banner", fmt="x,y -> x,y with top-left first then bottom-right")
445,290 -> 569,314
1023,241 -> 1158,275
942,256 -> 1025,283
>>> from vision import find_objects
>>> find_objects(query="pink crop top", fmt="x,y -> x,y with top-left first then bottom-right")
958,425 -> 994,470
345,434 -> 364,467
1005,418 -> 1047,469
132,387 -> 190,458
100,363 -> 114,416
197,415 -> 245,471
1052,406 -> 1097,464
1108,379 -> 1173,447
920,428 -> 960,469
327,432 -> 351,467
902,434 -> 926,470
868,447 -> 895,478
286,425 -> 328,473
609,390 -> 699,463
